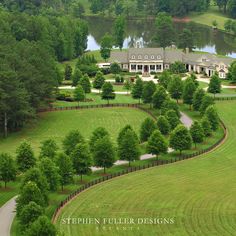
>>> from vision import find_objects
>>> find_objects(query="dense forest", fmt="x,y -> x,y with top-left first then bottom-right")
0,4 -> 88,136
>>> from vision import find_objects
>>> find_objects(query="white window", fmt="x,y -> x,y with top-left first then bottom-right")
150,65 -> 155,70
157,55 -> 161,59
137,65 -> 143,70
165,64 -> 169,69
132,55 -> 135,59
131,64 -> 136,70
220,72 -> 225,78
151,55 -> 155,59
138,55 -> 142,59
156,64 -> 162,70
144,55 -> 148,59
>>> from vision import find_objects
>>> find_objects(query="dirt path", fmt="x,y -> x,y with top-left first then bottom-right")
0,196 -> 17,236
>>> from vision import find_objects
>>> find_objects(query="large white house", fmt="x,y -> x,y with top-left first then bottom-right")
107,48 -> 235,79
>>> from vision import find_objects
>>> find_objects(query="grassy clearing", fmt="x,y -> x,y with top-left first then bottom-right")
0,107 -> 149,155
55,100 -> 236,236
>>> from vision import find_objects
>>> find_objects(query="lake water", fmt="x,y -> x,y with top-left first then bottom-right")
85,16 -> 236,58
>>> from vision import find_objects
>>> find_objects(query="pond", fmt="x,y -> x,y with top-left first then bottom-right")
85,16 -> 236,58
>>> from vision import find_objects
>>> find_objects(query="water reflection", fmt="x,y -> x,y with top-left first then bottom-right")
85,16 -> 236,58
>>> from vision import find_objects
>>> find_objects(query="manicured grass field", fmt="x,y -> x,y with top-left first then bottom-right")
56,100 -> 236,236
0,107 -> 149,155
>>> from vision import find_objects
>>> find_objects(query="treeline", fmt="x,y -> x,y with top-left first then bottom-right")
89,0 -> 210,17
0,9 -> 88,137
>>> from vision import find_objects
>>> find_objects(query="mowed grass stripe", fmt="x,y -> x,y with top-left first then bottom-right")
56,101 -> 236,236
0,108 -> 150,154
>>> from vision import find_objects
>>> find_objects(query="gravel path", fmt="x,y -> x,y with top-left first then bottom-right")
180,112 -> 193,129
0,196 -> 17,236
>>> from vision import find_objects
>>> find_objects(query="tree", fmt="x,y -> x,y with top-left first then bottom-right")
228,0 -> 236,18
227,61 -> 236,83
183,78 -> 197,109
113,16 -> 125,50
155,12 -> 174,48
39,139 -> 58,159
101,82 -> 116,104
0,153 -> 16,188
74,85 -> 85,105
215,0 -> 229,13
123,79 -> 132,94
56,153 -> 74,191
132,78 -> 143,103
146,130 -> 168,160
178,28 -> 194,51
93,71 -> 105,92
201,117 -> 212,137
170,125 -> 192,155
16,182 -> 46,217
212,20 -> 218,28
89,127 -> 109,153
204,105 -> 219,131
208,73 -> 221,97
158,70 -> 171,89
19,201 -> 44,231
152,85 -> 168,109
142,81 -> 156,106
165,110 -> 180,130
64,64 -> 72,81
167,76 -> 183,103
140,118 -> 157,142
200,95 -> 215,115
93,136 -> 115,173
71,143 -> 92,182
63,130 -> 84,155
118,129 -> 140,166
110,62 -> 121,74
100,33 -> 113,61
190,121 -> 205,148
16,141 -> 36,172
27,215 -> 56,236
39,158 -> 60,191
79,74 -> 91,97
156,116 -> 170,135
72,68 -> 83,87
193,88 -> 206,111
161,99 -> 180,117
170,61 -> 187,74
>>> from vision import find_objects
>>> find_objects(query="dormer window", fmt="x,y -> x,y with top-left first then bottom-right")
144,55 -> 148,59
132,55 -> 135,59
157,55 -> 161,59
151,55 -> 154,59
138,55 -> 142,59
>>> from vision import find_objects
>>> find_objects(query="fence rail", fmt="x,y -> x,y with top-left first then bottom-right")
214,96 -> 236,101
52,119 -> 227,223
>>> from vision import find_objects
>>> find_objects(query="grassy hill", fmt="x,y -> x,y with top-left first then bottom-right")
56,100 -> 236,236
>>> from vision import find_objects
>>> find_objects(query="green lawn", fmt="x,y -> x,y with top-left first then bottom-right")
189,5 -> 232,30
55,100 -> 236,236
0,107 -> 149,155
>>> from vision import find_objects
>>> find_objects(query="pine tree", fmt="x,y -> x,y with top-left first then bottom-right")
79,74 -> 91,97
64,64 -> 72,81
93,71 -> 105,92
72,68 -> 83,86
101,82 -> 116,104
74,84 -> 85,105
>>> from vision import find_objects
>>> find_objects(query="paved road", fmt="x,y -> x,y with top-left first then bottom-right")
0,196 -> 17,236
180,112 -> 193,129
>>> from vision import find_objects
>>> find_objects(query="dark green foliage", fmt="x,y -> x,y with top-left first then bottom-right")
208,73 -> 221,96
19,202 -> 44,232
152,85 -> 168,109
72,68 -> 83,87
161,99 -> 180,117
89,127 -> 109,153
183,78 -> 197,109
27,215 -> 56,236
193,88 -> 206,111
79,74 -> 91,94
56,153 -> 74,190
178,28 -> 194,51
170,124 -> 192,154
204,105 -> 220,131
165,110 -> 180,130
110,62 -> 122,74
93,136 -> 116,173
123,79 -> 132,93
132,78 -> 143,103
201,117 -> 212,137
39,139 -> 58,159
113,16 -> 125,50
16,141 -> 36,172
63,130 -> 85,155
228,0 -> 236,18
100,33 -> 113,61
71,143 -> 92,181
156,116 -> 170,135
118,129 -> 140,166
39,158 -> 60,192
140,118 -> 157,142
0,153 -> 16,188
101,82 -> 116,104
158,70 -> 172,89
170,61 -> 187,74
74,85 -> 85,105
64,64 -> 73,81
117,125 -> 138,146
200,95 -> 215,115
142,81 -> 156,105
167,75 -> 183,103
93,71 -> 105,91
227,61 -> 236,83
190,121 -> 205,147
146,130 -> 168,158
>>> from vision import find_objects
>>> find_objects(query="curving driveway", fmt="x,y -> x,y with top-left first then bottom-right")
0,196 -> 17,236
